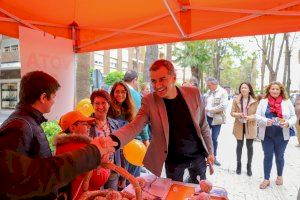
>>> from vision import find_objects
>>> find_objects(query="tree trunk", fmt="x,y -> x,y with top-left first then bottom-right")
199,70 -> 204,92
260,36 -> 267,94
143,45 -> 158,82
266,34 -> 284,83
269,71 -> 277,83
134,47 -> 139,72
284,33 -> 291,95
250,57 -> 256,84
267,35 -> 276,82
213,53 -> 221,81
76,53 -> 91,104
212,40 -> 222,81
166,44 -> 172,61
191,66 -> 200,81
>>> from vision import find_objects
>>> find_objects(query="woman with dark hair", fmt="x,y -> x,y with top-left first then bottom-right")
231,82 -> 258,176
89,90 -> 122,190
108,81 -> 147,189
108,81 -> 135,123
256,82 -> 296,189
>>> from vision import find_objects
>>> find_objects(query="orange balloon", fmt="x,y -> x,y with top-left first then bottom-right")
123,139 -> 146,166
75,98 -> 94,117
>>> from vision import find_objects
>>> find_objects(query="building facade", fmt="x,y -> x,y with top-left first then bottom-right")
0,35 -> 146,111
0,35 -> 21,110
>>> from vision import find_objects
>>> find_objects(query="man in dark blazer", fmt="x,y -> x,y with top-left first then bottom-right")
109,59 -> 214,183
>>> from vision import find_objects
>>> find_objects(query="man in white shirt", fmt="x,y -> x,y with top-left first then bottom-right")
205,77 -> 228,166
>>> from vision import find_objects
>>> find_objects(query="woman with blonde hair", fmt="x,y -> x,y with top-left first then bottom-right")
256,82 -> 296,189
231,82 -> 258,176
140,82 -> 151,97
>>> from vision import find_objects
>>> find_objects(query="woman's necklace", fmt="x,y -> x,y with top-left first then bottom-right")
97,119 -> 107,130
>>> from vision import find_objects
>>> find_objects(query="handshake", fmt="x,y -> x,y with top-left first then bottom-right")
90,136 -> 118,163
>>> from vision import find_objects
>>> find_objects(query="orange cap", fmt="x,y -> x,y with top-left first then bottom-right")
59,111 -> 95,131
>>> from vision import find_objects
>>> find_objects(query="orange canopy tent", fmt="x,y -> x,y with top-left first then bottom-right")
1,0 -> 300,52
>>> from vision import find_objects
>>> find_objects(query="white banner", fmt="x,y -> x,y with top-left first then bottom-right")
19,26 -> 75,121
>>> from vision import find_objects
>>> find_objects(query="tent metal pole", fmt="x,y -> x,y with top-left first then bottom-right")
77,9 -> 180,50
0,8 -> 41,31
71,22 -> 79,52
187,6 -> 300,16
190,0 -> 300,38
80,27 -> 178,38
0,17 -> 69,28
162,0 -> 187,38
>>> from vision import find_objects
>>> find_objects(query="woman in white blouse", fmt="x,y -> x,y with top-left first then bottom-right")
256,82 -> 296,189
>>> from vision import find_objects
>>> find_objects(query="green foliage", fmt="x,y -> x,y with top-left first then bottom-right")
41,121 -> 61,153
173,41 -> 212,72
104,71 -> 124,86
220,54 -> 258,93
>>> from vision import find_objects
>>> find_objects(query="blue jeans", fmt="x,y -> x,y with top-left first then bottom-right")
165,155 -> 207,183
262,130 -> 288,180
104,172 -> 119,190
125,161 -> 141,185
207,116 -> 222,157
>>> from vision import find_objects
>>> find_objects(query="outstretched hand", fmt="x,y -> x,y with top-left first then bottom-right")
91,136 -> 118,162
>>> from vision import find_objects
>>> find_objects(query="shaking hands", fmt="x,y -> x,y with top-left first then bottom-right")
91,136 -> 118,163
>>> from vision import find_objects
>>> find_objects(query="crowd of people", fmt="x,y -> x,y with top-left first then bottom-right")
0,59 -> 299,199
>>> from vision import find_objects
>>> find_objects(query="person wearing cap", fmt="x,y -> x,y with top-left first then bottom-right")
123,70 -> 150,181
55,111 -> 110,200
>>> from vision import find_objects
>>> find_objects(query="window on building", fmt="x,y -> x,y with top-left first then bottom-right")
94,53 -> 104,66
122,61 -> 128,72
11,45 -> 18,52
110,58 -> 117,69
4,46 -> 10,52
110,49 -> 118,59
122,49 -> 129,62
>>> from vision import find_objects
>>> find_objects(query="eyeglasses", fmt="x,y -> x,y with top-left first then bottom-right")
115,90 -> 127,95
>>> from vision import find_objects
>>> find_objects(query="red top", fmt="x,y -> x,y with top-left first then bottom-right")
55,136 -> 110,200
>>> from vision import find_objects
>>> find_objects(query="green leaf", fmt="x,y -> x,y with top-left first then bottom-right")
41,121 -> 62,153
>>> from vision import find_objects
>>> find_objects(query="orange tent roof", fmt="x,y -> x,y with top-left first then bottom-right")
1,0 -> 300,52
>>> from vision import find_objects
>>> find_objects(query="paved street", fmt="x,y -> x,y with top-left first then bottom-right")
203,101 -> 300,200
158,100 -> 300,200
0,110 -> 11,125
